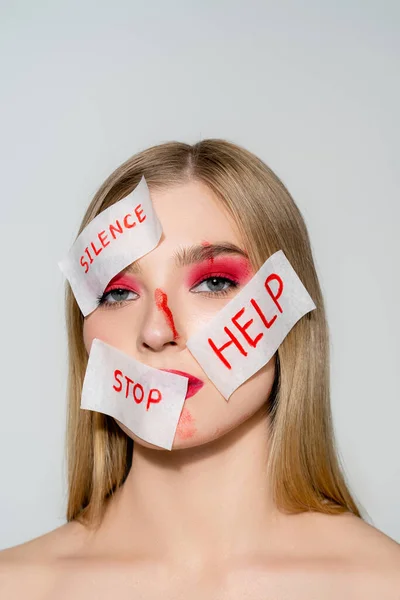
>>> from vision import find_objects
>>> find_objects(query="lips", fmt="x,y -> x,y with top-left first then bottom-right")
159,369 -> 204,399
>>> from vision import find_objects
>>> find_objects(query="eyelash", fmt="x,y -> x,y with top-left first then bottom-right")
96,275 -> 239,309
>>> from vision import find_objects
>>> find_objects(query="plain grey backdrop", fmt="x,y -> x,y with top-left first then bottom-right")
0,0 -> 399,549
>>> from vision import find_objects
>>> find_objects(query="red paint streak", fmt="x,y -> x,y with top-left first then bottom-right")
175,407 -> 197,439
103,272 -> 141,294
185,256 -> 253,288
154,288 -> 180,340
201,240 -> 214,265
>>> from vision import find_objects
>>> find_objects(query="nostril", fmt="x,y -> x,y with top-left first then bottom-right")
142,339 -> 179,351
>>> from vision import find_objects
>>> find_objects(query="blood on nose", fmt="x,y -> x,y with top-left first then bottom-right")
154,288 -> 180,340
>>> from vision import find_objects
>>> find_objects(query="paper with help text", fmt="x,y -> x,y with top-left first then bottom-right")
81,339 -> 189,450
186,250 -> 316,400
58,176 -> 162,316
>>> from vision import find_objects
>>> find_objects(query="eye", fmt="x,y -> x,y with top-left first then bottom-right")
97,288 -> 139,308
191,276 -> 238,297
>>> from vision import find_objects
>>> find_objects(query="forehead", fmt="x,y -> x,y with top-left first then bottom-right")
149,180 -> 242,245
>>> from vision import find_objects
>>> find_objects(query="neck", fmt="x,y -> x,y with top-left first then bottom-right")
87,406 -> 282,568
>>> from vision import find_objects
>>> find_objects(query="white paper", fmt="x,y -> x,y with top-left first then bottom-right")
81,338 -> 189,450
58,176 -> 162,316
186,250 -> 316,400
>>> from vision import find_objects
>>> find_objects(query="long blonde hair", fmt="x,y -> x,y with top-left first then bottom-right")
65,139 -> 364,528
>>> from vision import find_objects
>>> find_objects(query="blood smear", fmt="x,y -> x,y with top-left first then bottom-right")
201,240 -> 214,264
175,408 -> 197,439
154,288 -> 179,339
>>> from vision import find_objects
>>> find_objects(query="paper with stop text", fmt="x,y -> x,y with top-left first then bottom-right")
81,338 -> 189,450
58,176 -> 162,316
186,250 -> 316,400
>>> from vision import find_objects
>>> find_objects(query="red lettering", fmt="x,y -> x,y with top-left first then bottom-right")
123,213 -> 136,229
98,230 -> 110,248
265,274 -> 283,313
77,204 -> 149,272
147,388 -> 162,411
109,219 -> 124,239
134,204 -> 146,223
80,255 -> 89,273
124,375 -> 134,399
113,369 -> 123,392
232,307 -> 263,348
250,298 -> 277,329
133,383 -> 144,404
208,327 -> 247,369
113,369 -> 162,411
85,247 -> 94,264
90,240 -> 103,257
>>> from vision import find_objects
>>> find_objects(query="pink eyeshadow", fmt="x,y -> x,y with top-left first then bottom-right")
185,256 -> 253,288
104,272 -> 140,293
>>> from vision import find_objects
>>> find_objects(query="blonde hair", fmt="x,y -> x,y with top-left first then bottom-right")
65,139 -> 364,528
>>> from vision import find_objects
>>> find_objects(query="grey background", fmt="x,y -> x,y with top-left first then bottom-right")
0,0 -> 399,549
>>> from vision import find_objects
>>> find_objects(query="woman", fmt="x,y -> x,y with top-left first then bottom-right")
1,139 -> 399,598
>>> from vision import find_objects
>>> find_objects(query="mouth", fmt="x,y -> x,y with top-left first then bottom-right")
159,369 -> 204,399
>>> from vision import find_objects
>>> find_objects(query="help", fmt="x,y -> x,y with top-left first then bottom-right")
208,273 -> 283,369
187,250 -> 316,399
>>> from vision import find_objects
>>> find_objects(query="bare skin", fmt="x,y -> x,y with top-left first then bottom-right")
1,181 -> 399,598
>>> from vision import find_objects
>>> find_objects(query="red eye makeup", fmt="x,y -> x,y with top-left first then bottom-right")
98,252 -> 253,310
185,256 -> 253,289
103,272 -> 141,294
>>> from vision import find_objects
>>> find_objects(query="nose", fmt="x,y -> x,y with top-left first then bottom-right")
137,288 -> 183,353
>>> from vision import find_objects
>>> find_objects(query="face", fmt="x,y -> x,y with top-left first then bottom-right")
83,180 -> 276,450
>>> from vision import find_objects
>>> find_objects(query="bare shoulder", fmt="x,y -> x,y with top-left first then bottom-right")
0,520 -> 89,562
229,511 -> 400,600
0,521 -> 89,599
307,511 -> 400,595
317,511 -> 400,559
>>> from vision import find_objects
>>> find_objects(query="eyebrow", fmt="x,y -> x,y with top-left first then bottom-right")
123,242 -> 249,276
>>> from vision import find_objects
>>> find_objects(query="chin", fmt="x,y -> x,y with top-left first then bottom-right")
115,415 -> 243,452
172,422 -> 234,450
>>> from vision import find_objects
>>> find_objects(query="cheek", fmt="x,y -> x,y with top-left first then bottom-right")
83,313 -> 114,353
226,356 -> 277,414
82,318 -> 96,354
83,311 -> 136,356
175,407 -> 197,440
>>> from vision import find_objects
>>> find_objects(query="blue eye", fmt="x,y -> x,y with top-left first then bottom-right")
191,276 -> 238,296
95,276 -> 239,310
97,288 -> 138,308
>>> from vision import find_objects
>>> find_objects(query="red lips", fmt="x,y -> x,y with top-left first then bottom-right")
159,369 -> 204,399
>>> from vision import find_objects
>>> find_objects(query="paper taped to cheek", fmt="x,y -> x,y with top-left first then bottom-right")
186,250 -> 316,400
